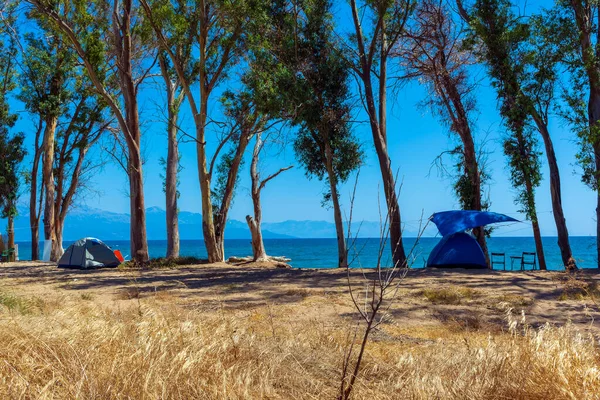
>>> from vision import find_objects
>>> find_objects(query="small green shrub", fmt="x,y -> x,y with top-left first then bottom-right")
417,286 -> 480,305
81,293 -> 94,301
558,275 -> 600,301
118,256 -> 207,270
0,292 -> 44,314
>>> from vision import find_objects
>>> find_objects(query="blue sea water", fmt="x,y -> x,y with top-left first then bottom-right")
12,236 -> 599,270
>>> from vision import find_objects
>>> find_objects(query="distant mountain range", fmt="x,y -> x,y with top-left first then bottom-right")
3,206 -> 409,241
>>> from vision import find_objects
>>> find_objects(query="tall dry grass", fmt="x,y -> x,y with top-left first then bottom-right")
0,292 -> 599,399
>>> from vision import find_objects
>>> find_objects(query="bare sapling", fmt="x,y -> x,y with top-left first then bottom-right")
339,179 -> 429,400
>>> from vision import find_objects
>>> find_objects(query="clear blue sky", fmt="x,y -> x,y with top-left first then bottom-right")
10,0 -> 597,237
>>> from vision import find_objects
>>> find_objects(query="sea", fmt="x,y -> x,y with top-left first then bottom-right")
12,236 -> 599,270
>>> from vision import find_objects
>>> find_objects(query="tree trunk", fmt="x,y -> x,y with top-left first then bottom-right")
118,1 -> 149,264
349,0 -> 406,268
378,49 -> 405,269
51,192 -> 64,260
365,86 -> 405,268
165,86 -> 181,259
124,94 -> 149,263
248,134 -> 267,261
214,132 -> 252,260
51,161 -> 64,261
463,136 -> 489,267
568,2 -> 599,268
54,218 -> 64,260
42,116 -> 57,261
324,143 -> 348,268
246,215 -> 267,261
531,217 -> 546,271
196,89 -> 221,262
29,146 -> 42,261
439,73 -> 490,268
379,24 -> 387,144
589,89 -> 600,269
7,215 -> 14,250
128,148 -> 149,263
529,114 -> 573,269
525,178 -> 547,270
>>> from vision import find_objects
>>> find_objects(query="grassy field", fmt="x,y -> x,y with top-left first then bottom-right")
0,261 -> 599,399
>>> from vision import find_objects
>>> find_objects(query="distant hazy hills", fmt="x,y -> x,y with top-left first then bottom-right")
5,206 -> 398,241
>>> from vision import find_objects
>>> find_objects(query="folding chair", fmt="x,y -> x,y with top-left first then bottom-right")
491,252 -> 506,270
521,252 -> 537,270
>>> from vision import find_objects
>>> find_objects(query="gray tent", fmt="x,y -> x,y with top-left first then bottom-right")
58,237 -> 120,269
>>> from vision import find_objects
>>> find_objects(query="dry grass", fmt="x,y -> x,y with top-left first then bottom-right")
0,289 -> 599,400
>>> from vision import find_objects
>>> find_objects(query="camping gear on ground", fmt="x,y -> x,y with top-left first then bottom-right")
427,210 -> 519,269
509,252 -> 537,271
1,248 -> 15,262
114,249 -> 125,263
42,240 -> 52,262
491,252 -> 506,269
58,237 -> 121,269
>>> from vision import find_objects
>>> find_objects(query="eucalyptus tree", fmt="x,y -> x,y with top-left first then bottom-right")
538,0 -> 600,267
158,53 -> 185,258
397,0 -> 491,266
26,0 -> 154,263
0,132 -> 26,250
0,28 -> 25,250
19,30 -> 110,260
251,0 -> 362,268
51,85 -> 110,257
344,0 -> 413,268
210,88 -> 268,259
17,30 -> 95,260
141,0 -> 267,262
292,0 -> 363,269
16,23 -> 75,261
463,0 -> 572,270
457,0 -> 547,268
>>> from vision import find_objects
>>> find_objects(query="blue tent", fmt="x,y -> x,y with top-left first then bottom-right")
427,210 -> 519,269
427,232 -> 486,269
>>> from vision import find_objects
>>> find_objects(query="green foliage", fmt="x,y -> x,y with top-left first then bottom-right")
447,147 -> 491,211
0,291 -> 45,315
541,2 -> 600,189
0,132 -> 25,219
143,0 -> 268,88
18,16 -> 109,204
119,256 -> 206,269
18,34 -> 75,119
0,26 -> 25,220
469,0 -> 543,220
503,130 -> 542,221
252,0 -> 363,205
158,156 -> 183,196
211,145 -> 244,215
403,0 -> 488,214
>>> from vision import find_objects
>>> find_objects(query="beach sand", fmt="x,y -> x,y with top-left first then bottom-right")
0,260 -> 598,332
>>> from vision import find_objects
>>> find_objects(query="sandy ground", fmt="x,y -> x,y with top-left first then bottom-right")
0,261 -> 599,333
